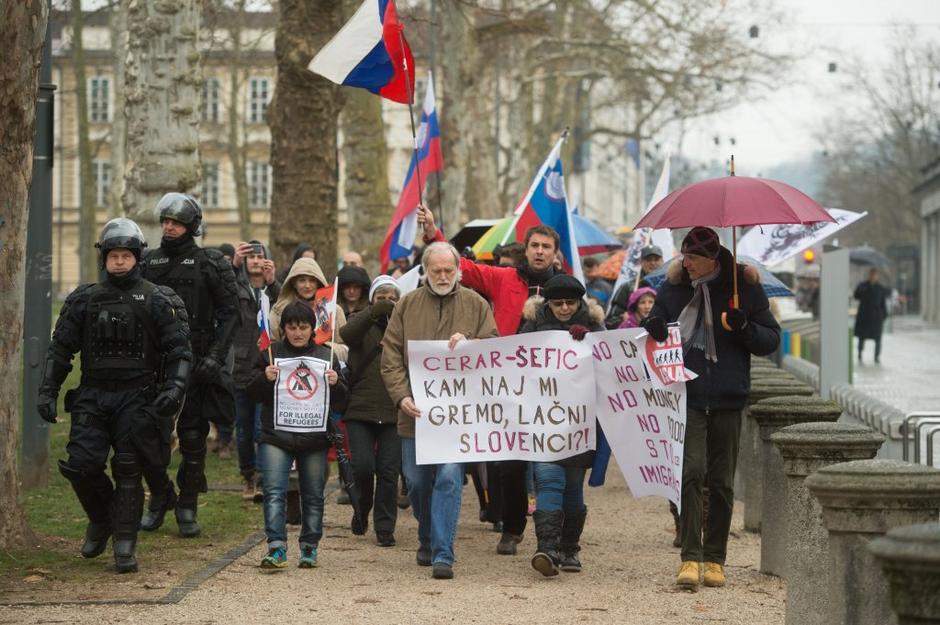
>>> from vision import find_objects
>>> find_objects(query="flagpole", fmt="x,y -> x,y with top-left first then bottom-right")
397,29 -> 426,220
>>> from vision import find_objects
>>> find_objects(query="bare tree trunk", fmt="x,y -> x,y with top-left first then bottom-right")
269,0 -> 342,271
123,0 -> 202,245
72,0 -> 99,282
227,0 -> 252,242
108,0 -> 129,219
342,89 -> 391,276
0,0 -> 48,550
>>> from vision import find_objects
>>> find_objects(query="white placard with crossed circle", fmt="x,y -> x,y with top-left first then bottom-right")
273,356 -> 330,433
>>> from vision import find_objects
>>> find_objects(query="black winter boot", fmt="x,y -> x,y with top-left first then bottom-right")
559,508 -> 587,572
141,470 -> 177,532
175,432 -> 208,538
111,453 -> 144,573
531,509 -> 564,577
58,461 -> 113,559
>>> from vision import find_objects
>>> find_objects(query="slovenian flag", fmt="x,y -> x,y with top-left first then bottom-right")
256,289 -> 272,352
379,73 -> 443,272
307,0 -> 415,104
503,136 -> 584,285
313,278 -> 338,346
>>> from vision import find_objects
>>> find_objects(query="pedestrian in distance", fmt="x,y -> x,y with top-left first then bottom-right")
518,274 -> 605,577
643,227 -> 780,591
248,301 -> 347,569
854,267 -> 889,364
37,218 -> 192,573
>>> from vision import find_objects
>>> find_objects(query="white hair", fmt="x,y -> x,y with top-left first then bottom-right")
421,242 -> 460,271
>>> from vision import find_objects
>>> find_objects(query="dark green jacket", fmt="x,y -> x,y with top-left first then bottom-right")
339,306 -> 398,424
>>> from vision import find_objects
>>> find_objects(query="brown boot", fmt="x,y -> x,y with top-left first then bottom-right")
241,477 -> 254,502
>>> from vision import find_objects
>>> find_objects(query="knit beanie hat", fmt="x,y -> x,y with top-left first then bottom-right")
543,274 -> 586,300
681,227 -> 720,259
369,274 -> 400,302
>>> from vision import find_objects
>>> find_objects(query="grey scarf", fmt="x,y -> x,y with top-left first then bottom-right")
677,265 -> 722,363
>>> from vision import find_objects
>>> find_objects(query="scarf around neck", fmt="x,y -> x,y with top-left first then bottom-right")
677,265 -> 722,363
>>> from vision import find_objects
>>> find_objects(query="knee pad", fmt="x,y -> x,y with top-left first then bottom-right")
111,452 -> 142,479
178,429 -> 207,456
58,459 -> 85,483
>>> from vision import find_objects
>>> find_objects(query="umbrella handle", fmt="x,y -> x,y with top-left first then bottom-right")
721,225 -> 741,331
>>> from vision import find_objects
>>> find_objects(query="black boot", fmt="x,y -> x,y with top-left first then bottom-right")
140,469 -> 177,532
531,509 -> 564,577
58,461 -> 113,558
111,453 -> 144,573
175,431 -> 208,538
559,507 -> 587,573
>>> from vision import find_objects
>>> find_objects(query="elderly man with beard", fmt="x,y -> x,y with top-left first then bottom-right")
418,205 -> 560,556
381,242 -> 498,580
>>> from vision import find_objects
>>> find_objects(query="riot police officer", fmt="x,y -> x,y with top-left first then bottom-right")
37,218 -> 192,573
141,193 -> 239,537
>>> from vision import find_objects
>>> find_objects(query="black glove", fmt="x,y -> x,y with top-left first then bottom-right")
37,392 -> 57,424
645,317 -> 668,343
371,299 -> 395,320
725,308 -> 748,332
153,381 -> 186,418
194,356 -> 222,383
568,324 -> 589,341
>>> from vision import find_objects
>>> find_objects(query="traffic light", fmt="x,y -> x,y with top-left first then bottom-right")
803,249 -> 816,263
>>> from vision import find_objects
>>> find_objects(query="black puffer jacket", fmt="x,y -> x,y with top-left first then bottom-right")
338,303 -> 397,424
519,296 -> 605,468
248,340 -> 348,453
647,246 -> 780,412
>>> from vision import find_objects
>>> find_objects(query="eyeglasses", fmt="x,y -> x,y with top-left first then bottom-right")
548,299 -> 579,308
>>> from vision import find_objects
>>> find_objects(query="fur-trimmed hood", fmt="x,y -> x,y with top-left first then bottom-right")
521,294 -> 605,326
666,246 -> 762,287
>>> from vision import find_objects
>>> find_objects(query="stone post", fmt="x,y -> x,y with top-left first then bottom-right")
771,422 -> 884,625
870,523 -> 940,625
741,381 -> 815,532
750,397 -> 843,576
806,460 -> 940,625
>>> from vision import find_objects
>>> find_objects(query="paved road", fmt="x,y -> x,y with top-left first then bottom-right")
1,465 -> 784,625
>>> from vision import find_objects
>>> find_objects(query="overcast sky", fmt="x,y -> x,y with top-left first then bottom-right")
676,0 -> 940,177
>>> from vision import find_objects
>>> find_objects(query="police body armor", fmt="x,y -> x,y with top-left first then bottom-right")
81,280 -> 161,381
146,248 -> 216,357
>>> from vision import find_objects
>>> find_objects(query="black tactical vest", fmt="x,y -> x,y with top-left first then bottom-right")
146,248 -> 216,350
81,280 -> 161,376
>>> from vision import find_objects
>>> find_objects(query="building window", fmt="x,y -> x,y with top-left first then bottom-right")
89,77 -> 110,122
249,161 -> 271,208
202,78 -> 220,123
248,78 -> 270,123
201,162 -> 219,208
93,160 -> 111,208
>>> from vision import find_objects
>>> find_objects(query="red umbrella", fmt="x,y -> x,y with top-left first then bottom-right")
634,157 -> 834,328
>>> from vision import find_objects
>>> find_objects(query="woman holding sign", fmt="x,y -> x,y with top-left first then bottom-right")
519,274 -> 605,577
248,302 -> 348,569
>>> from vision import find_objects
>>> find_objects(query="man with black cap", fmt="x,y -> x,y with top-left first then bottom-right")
643,226 -> 779,591
37,218 -> 192,572
140,193 -> 239,538
604,244 -> 664,329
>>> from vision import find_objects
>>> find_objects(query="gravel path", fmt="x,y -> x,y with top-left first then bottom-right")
0,465 -> 784,624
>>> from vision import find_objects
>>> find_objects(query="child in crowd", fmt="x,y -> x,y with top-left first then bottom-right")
248,301 -> 347,569
618,286 -> 657,329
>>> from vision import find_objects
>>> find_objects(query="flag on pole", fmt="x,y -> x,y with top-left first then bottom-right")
313,278 -> 339,345
307,0 -> 415,104
380,73 -> 443,272
610,154 -> 672,307
256,289 -> 273,352
504,136 -> 584,284
736,208 -> 867,267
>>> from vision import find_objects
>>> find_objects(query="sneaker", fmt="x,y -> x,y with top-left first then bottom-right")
432,562 -> 454,579
376,533 -> 396,547
241,478 -> 254,502
261,547 -> 288,569
496,532 -> 523,555
398,481 -> 410,510
527,495 -> 536,516
676,561 -> 701,590
298,547 -> 318,568
416,544 -> 432,567
703,562 -> 726,587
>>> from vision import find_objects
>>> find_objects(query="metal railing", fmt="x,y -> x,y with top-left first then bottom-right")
901,412 -> 940,466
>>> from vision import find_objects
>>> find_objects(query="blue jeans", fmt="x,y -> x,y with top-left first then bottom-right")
533,463 -> 586,513
234,389 -> 262,478
260,443 -> 327,551
400,438 -> 463,566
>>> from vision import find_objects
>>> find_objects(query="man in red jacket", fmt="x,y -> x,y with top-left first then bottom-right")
418,205 -> 562,555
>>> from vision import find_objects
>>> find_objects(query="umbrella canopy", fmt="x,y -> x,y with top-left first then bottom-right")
642,255 -> 794,298
449,219 -> 502,253
634,176 -> 835,230
596,250 -> 626,281
472,214 -> 621,260
849,245 -> 889,269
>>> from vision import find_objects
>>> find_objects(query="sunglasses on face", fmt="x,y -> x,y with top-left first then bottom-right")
548,299 -> 579,308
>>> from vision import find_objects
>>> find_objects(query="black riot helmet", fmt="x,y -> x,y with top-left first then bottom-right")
156,192 -> 203,236
95,217 -> 147,266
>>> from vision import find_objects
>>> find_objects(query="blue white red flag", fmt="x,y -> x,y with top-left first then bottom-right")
256,289 -> 272,352
504,136 -> 584,284
307,0 -> 415,104
379,72 -> 443,271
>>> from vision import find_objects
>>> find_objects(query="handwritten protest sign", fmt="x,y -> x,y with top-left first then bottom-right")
589,327 -> 687,512
408,332 -> 596,465
273,356 -> 330,433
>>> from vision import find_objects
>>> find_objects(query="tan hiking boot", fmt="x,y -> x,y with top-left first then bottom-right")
703,562 -> 726,587
676,561 -> 701,590
241,478 -> 254,502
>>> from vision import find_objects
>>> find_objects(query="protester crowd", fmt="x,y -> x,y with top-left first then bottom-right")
38,193 -> 779,590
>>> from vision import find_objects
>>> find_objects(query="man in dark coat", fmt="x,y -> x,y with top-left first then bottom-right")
644,227 -> 780,591
854,267 -> 889,364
